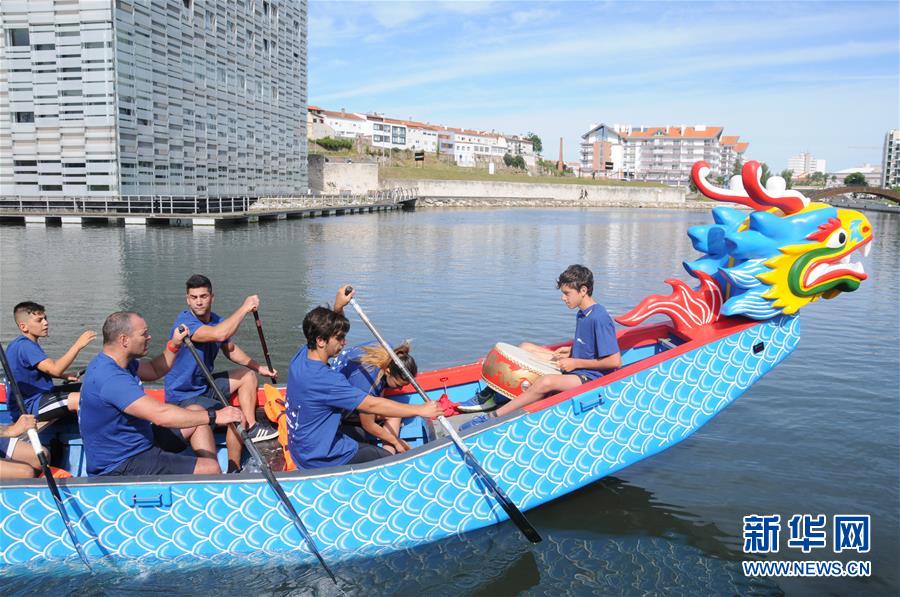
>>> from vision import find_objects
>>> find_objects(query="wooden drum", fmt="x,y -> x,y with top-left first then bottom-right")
481,342 -> 561,400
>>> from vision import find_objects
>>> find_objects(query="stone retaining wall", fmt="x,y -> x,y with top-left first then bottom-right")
381,178 -> 685,207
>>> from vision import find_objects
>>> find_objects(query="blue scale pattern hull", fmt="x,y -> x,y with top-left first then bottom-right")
0,316 -> 799,572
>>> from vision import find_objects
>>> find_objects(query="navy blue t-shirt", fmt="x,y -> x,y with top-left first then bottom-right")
4,336 -> 54,419
331,342 -> 387,396
570,303 -> 620,380
79,352 -> 152,476
164,309 -> 229,403
286,346 -> 368,469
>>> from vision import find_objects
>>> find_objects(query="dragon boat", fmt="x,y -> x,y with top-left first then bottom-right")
0,160 -> 873,575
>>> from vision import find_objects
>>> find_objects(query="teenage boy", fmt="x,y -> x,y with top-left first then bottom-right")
5,301 -> 96,421
164,275 -> 278,472
79,311 -> 243,476
463,264 -> 621,429
286,286 -> 442,469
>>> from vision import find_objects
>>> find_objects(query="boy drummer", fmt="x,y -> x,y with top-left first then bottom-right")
463,264 -> 621,429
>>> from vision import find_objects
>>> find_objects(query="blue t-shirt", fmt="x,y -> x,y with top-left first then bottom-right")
286,346 -> 368,469
4,336 -> 53,419
79,352 -> 152,476
164,309 -> 229,403
331,342 -> 387,396
570,303 -> 620,380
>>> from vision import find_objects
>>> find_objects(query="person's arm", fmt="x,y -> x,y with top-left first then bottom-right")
358,412 -> 409,452
124,395 -> 243,428
35,330 -> 97,379
137,326 -> 190,381
333,285 -> 353,316
221,342 -> 277,378
357,396 -> 442,419
0,414 -> 37,438
556,352 -> 622,373
190,295 -> 260,343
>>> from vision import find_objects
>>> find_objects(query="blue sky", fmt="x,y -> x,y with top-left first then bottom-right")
308,1 -> 899,171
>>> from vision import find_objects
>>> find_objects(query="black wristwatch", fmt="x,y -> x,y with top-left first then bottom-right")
206,407 -> 217,427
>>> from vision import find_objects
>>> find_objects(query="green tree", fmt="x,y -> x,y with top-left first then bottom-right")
731,158 -> 743,177
525,132 -> 542,154
512,155 -> 526,169
844,172 -> 867,186
760,162 -> 771,186
779,169 -> 794,189
503,153 -> 513,167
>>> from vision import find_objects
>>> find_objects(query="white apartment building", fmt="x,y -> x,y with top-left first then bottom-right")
309,107 -> 369,140
580,123 -> 741,184
881,130 -> 899,188
1,0 -> 308,200
720,136 -> 749,177
787,152 -> 826,176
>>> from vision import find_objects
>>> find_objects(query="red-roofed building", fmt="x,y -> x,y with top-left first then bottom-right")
580,123 -> 750,184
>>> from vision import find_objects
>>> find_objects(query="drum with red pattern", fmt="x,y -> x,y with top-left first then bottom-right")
481,343 -> 560,400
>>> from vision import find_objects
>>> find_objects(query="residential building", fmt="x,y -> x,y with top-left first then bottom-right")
720,136 -> 749,177
787,152 -> 826,176
1,0 -> 309,199
580,123 -> 742,184
881,130 -> 899,188
304,106 -> 534,168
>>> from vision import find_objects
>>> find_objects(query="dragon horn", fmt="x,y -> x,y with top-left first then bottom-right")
741,161 -> 809,215
690,161 -> 768,211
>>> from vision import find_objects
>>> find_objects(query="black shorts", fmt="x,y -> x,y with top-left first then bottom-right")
346,442 -> 391,465
108,445 -> 197,476
35,389 -> 74,422
178,372 -> 232,411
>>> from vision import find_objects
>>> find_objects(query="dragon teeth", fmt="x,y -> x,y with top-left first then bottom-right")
864,244 -> 871,257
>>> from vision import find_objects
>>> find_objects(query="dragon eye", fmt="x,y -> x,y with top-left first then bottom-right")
827,229 -> 848,248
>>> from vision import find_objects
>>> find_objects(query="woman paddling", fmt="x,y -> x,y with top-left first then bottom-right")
331,341 -> 417,454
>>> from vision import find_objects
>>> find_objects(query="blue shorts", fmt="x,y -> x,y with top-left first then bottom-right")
177,372 -> 232,411
107,445 -> 197,476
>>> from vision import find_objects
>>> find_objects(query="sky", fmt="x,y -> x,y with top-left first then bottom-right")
308,1 -> 899,171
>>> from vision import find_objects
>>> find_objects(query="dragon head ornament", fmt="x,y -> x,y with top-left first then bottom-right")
684,160 -> 873,319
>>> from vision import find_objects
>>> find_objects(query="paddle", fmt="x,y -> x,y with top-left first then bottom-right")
180,328 -> 338,585
343,288 -> 542,544
252,311 -> 277,383
0,341 -> 93,572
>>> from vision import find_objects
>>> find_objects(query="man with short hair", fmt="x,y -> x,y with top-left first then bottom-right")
286,286 -> 442,469
5,301 -> 96,421
164,275 -> 278,472
79,311 -> 243,477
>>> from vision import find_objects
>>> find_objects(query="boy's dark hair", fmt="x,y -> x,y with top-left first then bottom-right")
302,306 -> 351,349
186,274 -> 212,293
557,264 -> 594,296
13,301 -> 45,322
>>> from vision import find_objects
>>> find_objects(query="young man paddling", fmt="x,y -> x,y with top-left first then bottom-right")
164,275 -> 278,472
286,286 -> 442,469
5,301 -> 96,421
79,312 -> 243,476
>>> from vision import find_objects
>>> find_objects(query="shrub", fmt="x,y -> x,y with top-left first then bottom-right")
315,136 -> 353,151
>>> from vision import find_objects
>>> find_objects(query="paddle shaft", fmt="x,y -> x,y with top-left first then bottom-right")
180,332 -> 338,585
252,311 -> 277,383
344,293 -> 542,544
0,341 -> 93,572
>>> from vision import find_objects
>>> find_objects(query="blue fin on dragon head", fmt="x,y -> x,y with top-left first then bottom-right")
684,160 -> 873,320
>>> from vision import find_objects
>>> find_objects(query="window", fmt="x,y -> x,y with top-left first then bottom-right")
8,28 -> 30,46
34,43 -> 55,51
14,112 -> 35,123
41,185 -> 63,191
89,185 -> 111,191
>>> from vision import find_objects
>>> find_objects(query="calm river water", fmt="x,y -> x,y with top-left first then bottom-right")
0,207 -> 897,596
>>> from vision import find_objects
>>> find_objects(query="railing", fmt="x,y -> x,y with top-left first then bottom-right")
0,188 -> 417,216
